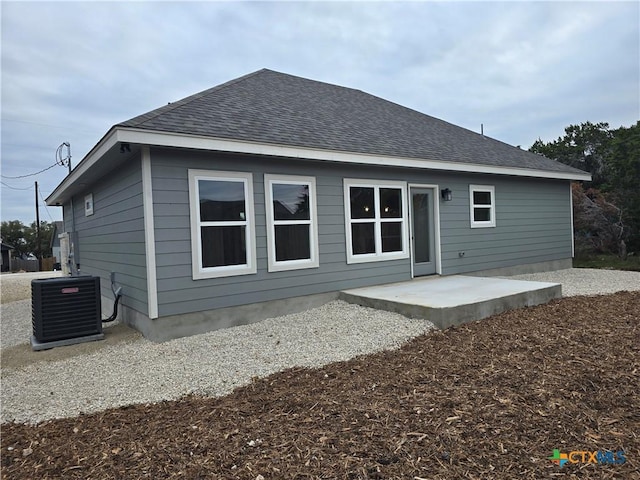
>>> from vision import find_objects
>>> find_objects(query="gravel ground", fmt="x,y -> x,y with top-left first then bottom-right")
1,267 -> 638,425
504,267 -> 640,297
1,300 -> 32,349
1,301 -> 435,424
0,271 -> 62,304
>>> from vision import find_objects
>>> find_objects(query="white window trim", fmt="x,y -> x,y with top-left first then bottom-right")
469,184 -> 496,228
188,169 -> 256,280
344,179 -> 409,264
264,174 -> 319,272
84,193 -> 94,216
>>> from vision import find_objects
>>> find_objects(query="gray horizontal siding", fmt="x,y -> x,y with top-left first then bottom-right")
438,176 -> 571,274
150,148 -> 413,317
159,263 -> 409,316
65,157 -> 148,315
149,148 -> 572,318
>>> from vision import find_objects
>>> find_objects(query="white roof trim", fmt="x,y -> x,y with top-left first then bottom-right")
47,126 -> 591,204
46,128 -> 122,204
119,128 -> 591,181
141,147 -> 159,319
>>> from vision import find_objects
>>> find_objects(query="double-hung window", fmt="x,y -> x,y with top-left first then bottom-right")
265,174 -> 319,272
189,170 -> 256,279
469,185 -> 496,228
344,179 -> 409,263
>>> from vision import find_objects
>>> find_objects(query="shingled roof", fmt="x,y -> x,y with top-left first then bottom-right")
118,69 -> 585,176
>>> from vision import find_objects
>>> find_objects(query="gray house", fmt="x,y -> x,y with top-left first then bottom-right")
46,69 -> 590,341
1,241 -> 14,272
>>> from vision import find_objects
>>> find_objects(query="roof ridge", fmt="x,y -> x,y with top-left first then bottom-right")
117,69 -> 271,127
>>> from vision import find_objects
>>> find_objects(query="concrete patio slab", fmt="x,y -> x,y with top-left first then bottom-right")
339,275 -> 562,329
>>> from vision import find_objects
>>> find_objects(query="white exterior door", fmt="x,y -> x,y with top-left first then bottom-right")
410,187 -> 436,276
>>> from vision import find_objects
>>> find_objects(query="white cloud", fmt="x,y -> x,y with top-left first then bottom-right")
1,0 -> 638,223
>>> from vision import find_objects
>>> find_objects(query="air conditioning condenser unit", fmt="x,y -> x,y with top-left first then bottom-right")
31,276 -> 104,351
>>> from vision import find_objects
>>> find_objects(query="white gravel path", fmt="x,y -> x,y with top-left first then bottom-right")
1,268 -> 638,425
1,301 -> 434,424
504,268 -> 640,297
1,299 -> 31,349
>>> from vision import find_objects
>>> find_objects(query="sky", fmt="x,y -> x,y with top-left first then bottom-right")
1,0 -> 638,225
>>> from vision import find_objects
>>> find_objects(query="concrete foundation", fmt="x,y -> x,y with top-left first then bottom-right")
340,275 -> 562,330
121,291 -> 339,342
467,258 -> 572,277
112,259 -> 568,341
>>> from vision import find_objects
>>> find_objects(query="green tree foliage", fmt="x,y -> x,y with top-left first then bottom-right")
607,122 -> 640,251
0,220 -> 28,257
530,121 -> 613,188
24,221 -> 55,259
0,220 -> 54,258
530,121 -> 640,253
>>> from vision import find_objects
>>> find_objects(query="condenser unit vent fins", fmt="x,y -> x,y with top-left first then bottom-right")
32,276 -> 102,343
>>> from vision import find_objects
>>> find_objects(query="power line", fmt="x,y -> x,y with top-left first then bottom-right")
56,142 -> 72,172
0,162 -> 58,179
1,180 -> 33,191
38,187 -> 54,222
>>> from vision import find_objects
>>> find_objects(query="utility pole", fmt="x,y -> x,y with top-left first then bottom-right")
57,142 -> 71,174
35,181 -> 41,271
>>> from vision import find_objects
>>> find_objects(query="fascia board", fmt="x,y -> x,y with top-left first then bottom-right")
118,128 -> 592,181
46,128 -> 122,205
47,126 -> 592,206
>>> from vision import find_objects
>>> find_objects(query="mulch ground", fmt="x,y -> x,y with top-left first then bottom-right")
2,291 -> 639,479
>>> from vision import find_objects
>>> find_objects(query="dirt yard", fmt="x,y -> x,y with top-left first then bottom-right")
2,291 -> 638,479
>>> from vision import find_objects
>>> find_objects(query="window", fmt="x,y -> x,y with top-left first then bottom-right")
189,170 -> 256,279
469,185 -> 496,228
265,175 -> 319,272
84,194 -> 94,216
344,179 -> 409,263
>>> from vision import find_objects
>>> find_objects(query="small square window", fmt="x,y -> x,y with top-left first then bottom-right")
473,191 -> 492,205
85,194 -> 94,216
350,187 -> 375,219
275,224 -> 311,261
469,185 -> 495,228
381,222 -> 403,252
351,223 -> 376,254
380,188 -> 402,218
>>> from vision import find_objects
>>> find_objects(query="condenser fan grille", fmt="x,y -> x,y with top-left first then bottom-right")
32,276 -> 102,343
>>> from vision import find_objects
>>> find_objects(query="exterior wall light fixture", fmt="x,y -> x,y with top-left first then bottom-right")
441,188 -> 452,201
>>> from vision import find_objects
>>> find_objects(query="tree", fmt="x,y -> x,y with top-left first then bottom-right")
530,121 -> 613,188
531,121 -> 640,254
607,122 -> 640,251
0,220 -> 55,258
0,220 -> 28,257
572,183 -> 627,257
24,221 -> 55,259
